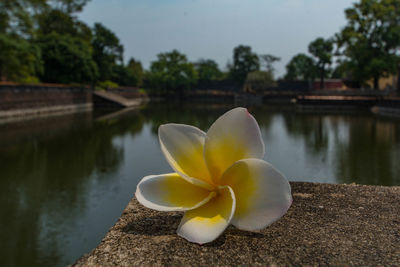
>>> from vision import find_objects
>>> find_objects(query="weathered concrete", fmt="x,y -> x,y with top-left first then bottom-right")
0,103 -> 92,122
93,91 -> 147,108
73,182 -> 400,266
0,84 -> 92,112
372,106 -> 400,117
372,97 -> 400,117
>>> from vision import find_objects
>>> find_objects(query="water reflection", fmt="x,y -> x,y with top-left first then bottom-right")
334,116 -> 400,185
140,104 -> 233,134
0,104 -> 399,267
0,111 -> 143,266
281,112 -> 329,155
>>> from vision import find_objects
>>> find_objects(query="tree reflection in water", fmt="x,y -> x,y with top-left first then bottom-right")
0,111 -> 144,266
334,116 -> 400,185
0,104 -> 399,267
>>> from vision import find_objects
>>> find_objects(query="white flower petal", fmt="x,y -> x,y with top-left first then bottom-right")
135,173 -> 215,211
159,123 -> 213,189
204,107 -> 265,181
177,186 -> 236,244
220,158 -> 292,231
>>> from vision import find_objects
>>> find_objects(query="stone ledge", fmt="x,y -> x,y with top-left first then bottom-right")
0,103 -> 92,121
73,182 -> 400,266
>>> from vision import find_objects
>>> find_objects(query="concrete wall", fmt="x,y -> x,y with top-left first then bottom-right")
0,84 -> 92,111
105,87 -> 143,99
0,84 -> 92,118
366,74 -> 399,90
312,79 -> 346,90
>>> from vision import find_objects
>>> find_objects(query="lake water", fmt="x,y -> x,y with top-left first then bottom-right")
1,103 -> 400,266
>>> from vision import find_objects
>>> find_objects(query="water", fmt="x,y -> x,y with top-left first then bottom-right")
1,103 -> 399,266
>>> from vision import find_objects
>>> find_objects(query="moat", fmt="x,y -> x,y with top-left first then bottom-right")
1,103 -> 399,266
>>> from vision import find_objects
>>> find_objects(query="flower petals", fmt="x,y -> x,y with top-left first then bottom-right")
177,186 -> 236,244
220,159 -> 292,231
136,173 -> 215,211
159,123 -> 213,188
204,107 -> 265,181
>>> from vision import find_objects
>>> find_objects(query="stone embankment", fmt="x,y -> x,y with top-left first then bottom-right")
1,83 -> 399,119
0,84 -> 148,120
0,84 -> 93,119
74,182 -> 400,266
93,90 -> 147,108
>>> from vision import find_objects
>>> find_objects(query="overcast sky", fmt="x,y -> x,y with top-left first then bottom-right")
79,0 -> 355,77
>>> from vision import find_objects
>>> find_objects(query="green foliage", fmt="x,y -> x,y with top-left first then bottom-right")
244,71 -> 275,93
37,9 -> 75,36
0,0 -> 95,83
230,45 -> 260,84
149,50 -> 197,92
111,64 -> 141,87
97,80 -> 118,91
0,33 -> 42,81
37,32 -> 98,84
92,23 -> 124,82
308,38 -> 333,67
37,9 -> 92,43
195,59 -> 222,82
336,0 -> 400,89
126,57 -> 144,87
19,75 -> 40,84
308,37 -> 333,88
102,58 -> 143,89
331,60 -> 348,79
0,0 -> 46,37
285,53 -> 317,81
50,0 -> 91,14
259,54 -> 280,74
0,1 -> 89,36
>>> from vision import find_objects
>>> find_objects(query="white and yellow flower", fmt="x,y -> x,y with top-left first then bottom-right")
135,107 -> 292,244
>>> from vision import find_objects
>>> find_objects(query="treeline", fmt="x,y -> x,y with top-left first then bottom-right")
1,0 -> 399,91
0,0 -> 142,89
0,0 -> 279,92
285,0 -> 400,90
147,46 -> 279,93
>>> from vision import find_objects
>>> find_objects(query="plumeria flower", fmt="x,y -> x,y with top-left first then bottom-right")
135,107 -> 292,244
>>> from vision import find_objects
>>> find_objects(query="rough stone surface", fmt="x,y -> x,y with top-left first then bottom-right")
73,182 -> 400,266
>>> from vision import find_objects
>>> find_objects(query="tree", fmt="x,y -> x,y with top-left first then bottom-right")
195,59 -> 222,82
33,1 -> 95,84
308,37 -> 333,89
92,23 -> 123,82
0,0 -> 95,83
285,53 -> 317,81
110,65 -> 130,86
126,58 -> 144,87
149,50 -> 197,92
37,9 -> 92,43
244,71 -> 275,93
0,0 -> 90,35
336,0 -> 400,89
259,54 -> 280,74
0,0 -> 45,80
38,32 -> 97,83
0,34 -> 42,81
111,60 -> 143,87
0,0 -> 46,37
230,45 -> 260,84
49,0 -> 91,14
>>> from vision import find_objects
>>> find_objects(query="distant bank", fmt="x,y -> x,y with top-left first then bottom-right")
1,83 -> 400,121
0,84 -> 147,121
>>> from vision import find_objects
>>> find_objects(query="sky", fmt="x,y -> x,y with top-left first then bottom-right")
79,0 -> 355,77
